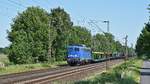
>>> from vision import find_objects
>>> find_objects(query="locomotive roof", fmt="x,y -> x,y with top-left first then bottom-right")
69,44 -> 86,47
68,44 -> 91,50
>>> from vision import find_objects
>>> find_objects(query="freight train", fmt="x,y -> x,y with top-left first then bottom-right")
67,44 -> 126,66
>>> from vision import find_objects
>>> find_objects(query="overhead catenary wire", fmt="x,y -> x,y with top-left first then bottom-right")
31,0 -> 41,6
7,0 -> 27,8
0,4 -> 9,17
0,0 -> 21,12
87,19 -> 126,46
31,0 -> 49,9
88,19 -> 112,70
88,19 -> 105,33
0,1 -> 24,18
2,0 -> 52,25
72,18 -> 126,47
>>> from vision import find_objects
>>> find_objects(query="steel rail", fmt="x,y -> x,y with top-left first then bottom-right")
19,62 -> 106,84
19,59 -> 122,84
0,62 -> 105,83
0,59 -> 123,84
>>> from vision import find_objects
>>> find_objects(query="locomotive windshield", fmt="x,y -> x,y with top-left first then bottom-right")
67,46 -> 80,58
75,48 -> 79,51
68,48 -> 73,51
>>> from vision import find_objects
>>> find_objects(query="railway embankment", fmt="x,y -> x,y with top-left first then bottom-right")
75,58 -> 142,84
0,59 -> 122,84
0,54 -> 67,75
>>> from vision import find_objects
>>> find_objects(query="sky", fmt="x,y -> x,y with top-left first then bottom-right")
0,0 -> 150,48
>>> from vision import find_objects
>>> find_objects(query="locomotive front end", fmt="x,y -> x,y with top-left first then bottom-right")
67,45 -> 80,66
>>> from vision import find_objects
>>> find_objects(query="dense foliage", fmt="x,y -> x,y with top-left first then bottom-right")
8,6 -> 129,64
136,23 -> 150,57
92,33 -> 124,53
8,7 -> 51,64
135,5 -> 150,57
0,47 -> 9,54
49,7 -> 73,61
0,48 -> 4,54
69,26 -> 91,47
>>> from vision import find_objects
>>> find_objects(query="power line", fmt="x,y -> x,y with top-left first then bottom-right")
72,18 -> 126,48
88,19 -> 111,71
31,0 -> 41,5
7,0 -> 26,8
0,4 -> 14,17
0,0 -> 28,18
0,0 -> 19,10
88,19 -> 105,33
31,0 -> 49,9
87,19 -> 124,43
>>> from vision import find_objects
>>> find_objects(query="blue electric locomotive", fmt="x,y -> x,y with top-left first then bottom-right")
67,44 -> 92,65
66,44 -> 126,66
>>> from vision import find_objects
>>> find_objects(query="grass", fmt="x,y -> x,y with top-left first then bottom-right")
0,54 -> 67,75
75,58 -> 143,84
0,61 -> 67,75
0,54 -> 9,64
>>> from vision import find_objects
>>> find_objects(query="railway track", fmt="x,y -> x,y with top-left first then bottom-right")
0,59 -> 123,84
0,65 -> 70,80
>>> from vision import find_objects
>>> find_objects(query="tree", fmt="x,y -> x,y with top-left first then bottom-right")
136,23 -> 150,57
135,4 -> 150,58
115,41 -> 124,52
0,48 -> 4,54
69,26 -> 91,47
92,34 -> 107,52
49,7 -> 73,61
0,47 -> 9,54
92,33 -> 124,53
8,7 -> 55,64
104,33 -> 116,52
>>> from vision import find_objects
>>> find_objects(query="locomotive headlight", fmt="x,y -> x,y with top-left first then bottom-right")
68,54 -> 78,57
74,54 -> 77,57
68,55 -> 72,57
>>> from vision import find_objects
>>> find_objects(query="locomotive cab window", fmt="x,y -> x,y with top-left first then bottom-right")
75,48 -> 79,51
69,48 -> 73,51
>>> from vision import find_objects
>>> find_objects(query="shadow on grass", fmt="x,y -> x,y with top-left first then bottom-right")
57,64 -> 68,67
127,65 -> 140,75
129,64 -> 141,69
141,68 -> 150,69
